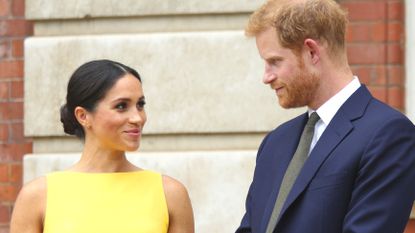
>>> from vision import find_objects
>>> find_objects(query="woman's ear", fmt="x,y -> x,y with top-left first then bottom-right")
74,106 -> 90,129
303,38 -> 321,65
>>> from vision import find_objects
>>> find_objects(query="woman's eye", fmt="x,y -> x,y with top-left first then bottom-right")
115,102 -> 127,110
137,100 -> 146,109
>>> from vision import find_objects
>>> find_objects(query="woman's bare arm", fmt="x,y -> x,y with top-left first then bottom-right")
10,177 -> 46,233
163,175 -> 195,233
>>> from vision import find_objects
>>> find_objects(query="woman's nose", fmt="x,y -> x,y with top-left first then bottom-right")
129,109 -> 145,124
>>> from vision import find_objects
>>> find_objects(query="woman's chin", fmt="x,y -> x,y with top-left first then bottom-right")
122,142 -> 140,152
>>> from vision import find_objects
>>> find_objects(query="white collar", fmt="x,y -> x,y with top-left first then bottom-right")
308,76 -> 361,126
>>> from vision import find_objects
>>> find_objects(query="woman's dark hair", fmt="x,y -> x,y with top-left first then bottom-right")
60,59 -> 141,139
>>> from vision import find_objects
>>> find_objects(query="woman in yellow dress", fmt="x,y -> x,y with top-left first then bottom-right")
10,59 -> 195,233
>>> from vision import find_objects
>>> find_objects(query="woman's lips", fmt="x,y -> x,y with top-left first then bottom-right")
124,129 -> 141,137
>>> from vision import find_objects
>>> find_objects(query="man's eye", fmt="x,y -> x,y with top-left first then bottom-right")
272,60 -> 280,66
115,103 -> 127,110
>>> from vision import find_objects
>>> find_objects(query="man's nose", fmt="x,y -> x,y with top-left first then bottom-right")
263,64 -> 276,84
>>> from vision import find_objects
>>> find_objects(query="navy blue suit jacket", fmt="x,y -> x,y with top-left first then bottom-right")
236,86 -> 415,233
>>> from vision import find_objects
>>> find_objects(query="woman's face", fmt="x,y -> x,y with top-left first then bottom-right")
86,73 -> 147,152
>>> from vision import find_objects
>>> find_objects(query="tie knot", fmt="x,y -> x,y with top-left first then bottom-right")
307,112 -> 320,127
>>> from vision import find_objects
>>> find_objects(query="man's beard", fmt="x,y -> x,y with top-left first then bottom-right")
278,66 -> 320,109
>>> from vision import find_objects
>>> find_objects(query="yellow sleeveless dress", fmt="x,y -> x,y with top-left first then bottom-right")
43,170 -> 169,233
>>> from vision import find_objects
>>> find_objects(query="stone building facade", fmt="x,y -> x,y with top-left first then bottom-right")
1,0 -> 414,232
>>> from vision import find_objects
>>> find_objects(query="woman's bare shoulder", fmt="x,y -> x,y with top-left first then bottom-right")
162,175 -> 188,195
18,176 -> 47,201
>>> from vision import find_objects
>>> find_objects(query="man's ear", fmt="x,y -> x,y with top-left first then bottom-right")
74,106 -> 90,129
303,38 -> 321,65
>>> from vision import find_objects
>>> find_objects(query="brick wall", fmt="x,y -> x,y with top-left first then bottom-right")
0,0 -> 33,232
343,0 -> 405,111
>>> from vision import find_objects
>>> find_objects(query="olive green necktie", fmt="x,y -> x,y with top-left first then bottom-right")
265,112 -> 320,233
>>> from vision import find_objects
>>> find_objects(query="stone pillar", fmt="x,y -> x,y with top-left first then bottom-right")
405,0 -> 415,231
406,0 -> 415,122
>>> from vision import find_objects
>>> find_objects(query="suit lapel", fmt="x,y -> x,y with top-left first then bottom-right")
259,114 -> 309,233
275,85 -> 373,225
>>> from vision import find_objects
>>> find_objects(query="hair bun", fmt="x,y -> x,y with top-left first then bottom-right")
60,104 -> 78,136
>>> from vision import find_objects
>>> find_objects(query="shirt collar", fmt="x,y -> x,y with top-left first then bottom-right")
308,76 -> 361,126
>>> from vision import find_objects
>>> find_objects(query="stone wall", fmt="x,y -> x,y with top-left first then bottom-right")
0,0 -> 412,232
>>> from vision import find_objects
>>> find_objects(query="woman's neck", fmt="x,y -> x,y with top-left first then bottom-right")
69,144 -> 139,173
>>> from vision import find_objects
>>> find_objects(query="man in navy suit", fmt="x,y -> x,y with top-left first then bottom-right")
236,0 -> 415,232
